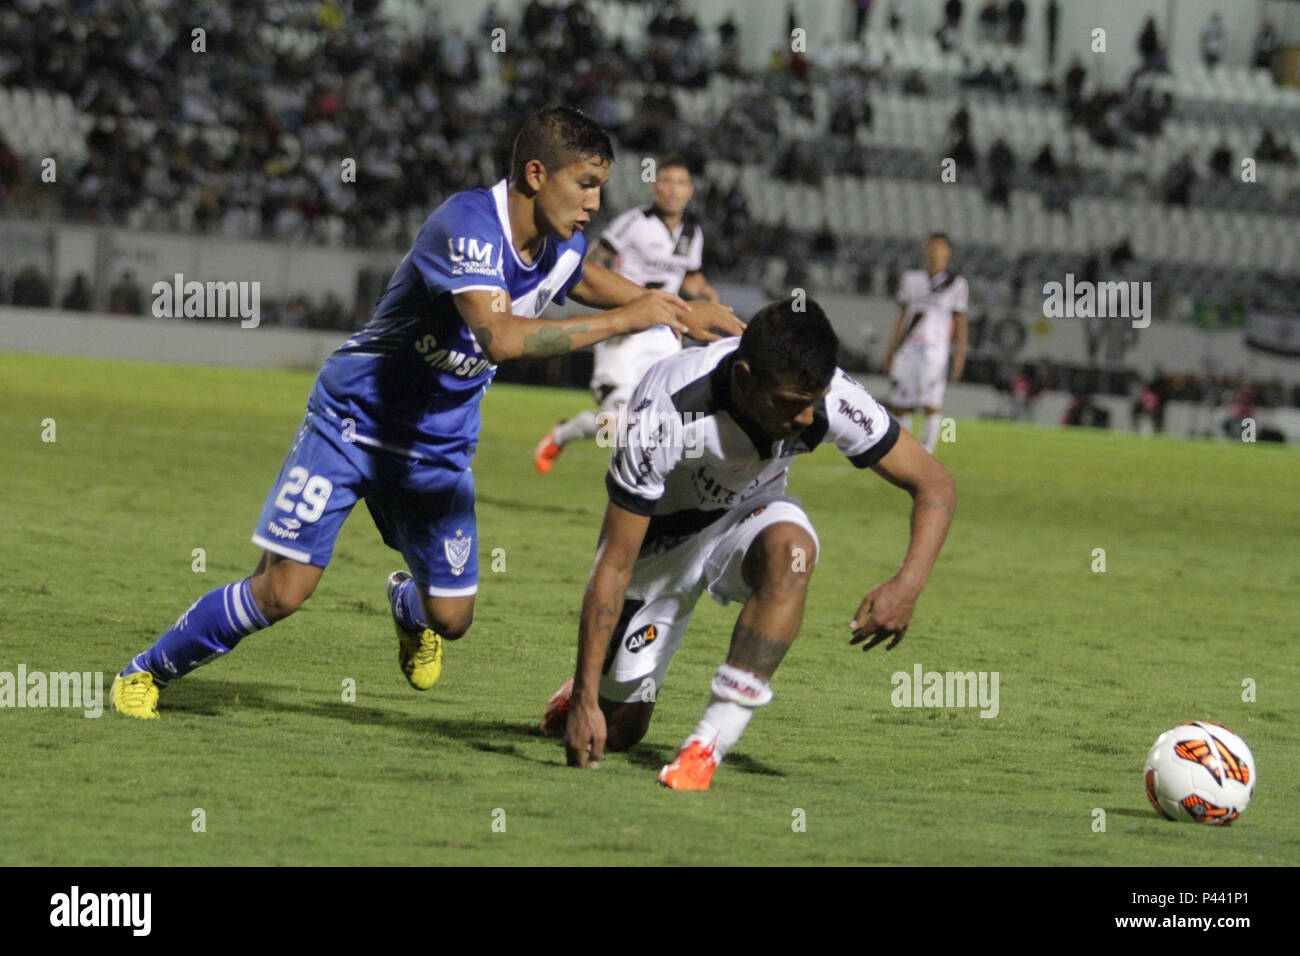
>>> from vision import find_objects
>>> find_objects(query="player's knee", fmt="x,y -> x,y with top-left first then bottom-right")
603,700 -> 653,751
436,614 -> 472,640
421,597 -> 473,640
250,573 -> 312,622
749,526 -> 817,597
604,724 -> 646,752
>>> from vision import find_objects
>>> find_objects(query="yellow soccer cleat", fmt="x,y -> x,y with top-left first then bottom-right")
396,626 -> 443,691
110,672 -> 160,720
387,570 -> 444,690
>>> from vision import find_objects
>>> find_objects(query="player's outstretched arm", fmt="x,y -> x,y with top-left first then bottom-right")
850,427 -> 956,652
454,288 -> 689,363
570,261 -> 744,341
566,501 -> 650,769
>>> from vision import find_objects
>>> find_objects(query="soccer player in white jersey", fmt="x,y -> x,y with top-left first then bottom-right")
540,297 -> 957,789
534,153 -> 720,474
881,233 -> 969,453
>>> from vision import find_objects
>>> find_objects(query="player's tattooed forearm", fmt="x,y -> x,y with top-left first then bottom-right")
472,325 -> 494,350
521,322 -> 591,358
593,600 -> 618,638
582,599 -> 619,643
726,624 -> 792,676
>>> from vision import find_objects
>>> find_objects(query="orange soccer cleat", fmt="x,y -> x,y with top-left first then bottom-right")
533,429 -> 563,474
657,737 -> 720,791
540,677 -> 574,736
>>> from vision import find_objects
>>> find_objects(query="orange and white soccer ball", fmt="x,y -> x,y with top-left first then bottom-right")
1144,722 -> 1256,824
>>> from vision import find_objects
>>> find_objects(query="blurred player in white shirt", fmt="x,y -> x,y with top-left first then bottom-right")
881,234 -> 969,453
535,154 -> 720,473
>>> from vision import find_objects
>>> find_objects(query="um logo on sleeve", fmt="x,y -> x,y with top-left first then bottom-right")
447,237 -> 494,263
447,238 -> 502,278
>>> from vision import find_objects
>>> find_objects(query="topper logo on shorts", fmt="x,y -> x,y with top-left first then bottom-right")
624,624 -> 658,653
444,529 -> 472,576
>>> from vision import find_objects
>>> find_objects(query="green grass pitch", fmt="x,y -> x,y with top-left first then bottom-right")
1,350 -> 1296,866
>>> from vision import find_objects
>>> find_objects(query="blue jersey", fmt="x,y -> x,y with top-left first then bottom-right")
308,179 -> 587,469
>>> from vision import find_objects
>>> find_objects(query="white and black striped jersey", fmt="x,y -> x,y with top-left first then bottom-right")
896,270 -> 968,362
598,204 -> 704,295
606,338 -> 900,539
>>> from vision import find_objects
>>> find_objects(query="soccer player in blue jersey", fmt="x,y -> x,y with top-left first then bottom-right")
110,107 -> 744,718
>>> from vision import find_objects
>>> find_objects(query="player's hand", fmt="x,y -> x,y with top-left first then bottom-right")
849,576 -> 920,652
565,699 -> 607,769
619,291 -> 690,337
681,300 -> 744,342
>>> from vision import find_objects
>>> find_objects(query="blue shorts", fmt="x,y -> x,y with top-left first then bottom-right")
252,413 -> 478,597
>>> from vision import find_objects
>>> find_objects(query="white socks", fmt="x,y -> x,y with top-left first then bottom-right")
682,664 -> 773,762
553,410 -> 600,447
918,411 -> 942,453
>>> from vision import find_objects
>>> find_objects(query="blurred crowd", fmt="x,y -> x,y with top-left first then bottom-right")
1,0 -> 1296,411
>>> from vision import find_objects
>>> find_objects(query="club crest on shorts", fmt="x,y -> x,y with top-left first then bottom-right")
444,529 -> 472,576
624,624 -> 658,654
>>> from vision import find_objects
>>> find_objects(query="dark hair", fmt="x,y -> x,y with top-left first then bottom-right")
510,107 -> 614,183
736,297 -> 838,390
656,152 -> 693,175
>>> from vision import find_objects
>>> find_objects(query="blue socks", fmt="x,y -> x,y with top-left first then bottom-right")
123,578 -> 270,685
392,577 -> 428,634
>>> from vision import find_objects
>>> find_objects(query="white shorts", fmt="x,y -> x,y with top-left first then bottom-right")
591,326 -> 681,398
889,350 -> 947,410
591,383 -> 633,416
598,495 -> 820,704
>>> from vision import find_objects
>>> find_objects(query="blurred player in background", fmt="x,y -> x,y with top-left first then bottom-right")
881,233 -> 968,453
109,107 -> 742,719
542,298 -> 956,789
534,153 -> 721,474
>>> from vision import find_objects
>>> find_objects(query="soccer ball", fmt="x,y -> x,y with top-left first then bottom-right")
1144,722 -> 1256,824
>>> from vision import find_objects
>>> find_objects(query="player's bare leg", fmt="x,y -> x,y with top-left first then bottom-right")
600,697 -> 655,751
421,594 -> 474,639
112,550 -> 320,718
919,404 -> 944,454
660,522 -> 816,789
249,551 -> 324,622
